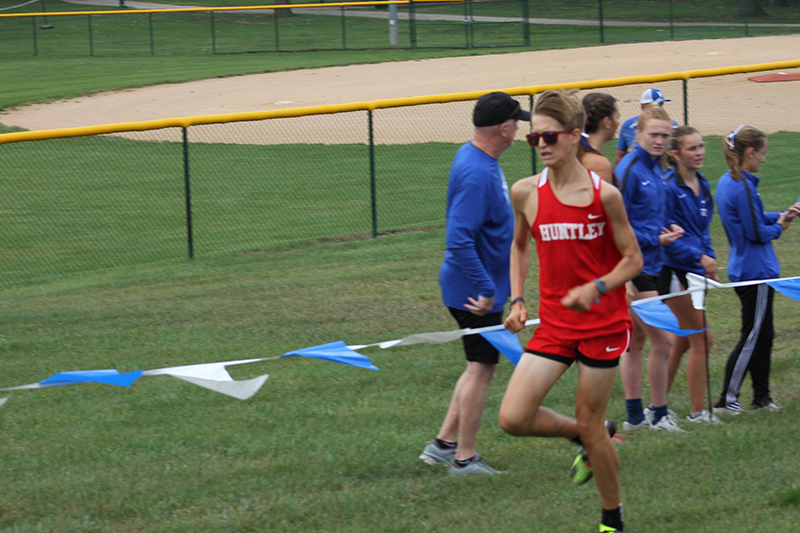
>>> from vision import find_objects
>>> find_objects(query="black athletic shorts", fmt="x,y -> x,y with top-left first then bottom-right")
657,266 -> 689,296
448,307 -> 502,365
631,273 -> 659,293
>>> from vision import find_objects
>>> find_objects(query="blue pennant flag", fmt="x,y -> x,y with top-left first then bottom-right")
281,341 -> 379,371
479,329 -> 523,366
630,300 -> 705,337
767,278 -> 800,302
39,369 -> 145,388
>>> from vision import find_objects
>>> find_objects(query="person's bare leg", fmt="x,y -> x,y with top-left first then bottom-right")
621,318 -> 646,401
499,353 -> 574,438
437,361 -> 497,460
575,363 -> 620,510
666,293 -> 712,413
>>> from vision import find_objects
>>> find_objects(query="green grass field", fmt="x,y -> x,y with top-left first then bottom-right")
2,2 -> 800,530
1,126 -> 800,531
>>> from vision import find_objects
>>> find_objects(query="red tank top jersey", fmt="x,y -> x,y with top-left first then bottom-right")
530,168 -> 632,338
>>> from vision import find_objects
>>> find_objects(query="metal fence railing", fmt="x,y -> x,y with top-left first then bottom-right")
0,0 -> 531,57
2,59 -> 800,287
2,0 -> 800,58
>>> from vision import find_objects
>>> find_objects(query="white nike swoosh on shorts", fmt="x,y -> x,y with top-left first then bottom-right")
606,346 -> 620,352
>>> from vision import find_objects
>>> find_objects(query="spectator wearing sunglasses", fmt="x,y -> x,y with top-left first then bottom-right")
613,106 -> 685,433
500,89 -> 642,533
420,91 -> 530,476
578,93 -> 621,184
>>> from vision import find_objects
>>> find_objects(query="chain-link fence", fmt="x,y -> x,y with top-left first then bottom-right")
2,0 -> 799,57
2,60 -> 800,286
0,0 -> 531,57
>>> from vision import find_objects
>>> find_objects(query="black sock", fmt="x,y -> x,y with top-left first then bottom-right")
602,505 -> 623,530
571,435 -> 583,446
435,438 -> 456,449
454,456 -> 475,467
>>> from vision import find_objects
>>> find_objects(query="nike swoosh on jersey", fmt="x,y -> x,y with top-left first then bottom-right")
588,213 -> 602,219
642,181 -> 651,186
678,194 -> 687,199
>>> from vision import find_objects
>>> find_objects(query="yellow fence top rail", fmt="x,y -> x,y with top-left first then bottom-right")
0,0 -> 460,18
3,59 -> 800,146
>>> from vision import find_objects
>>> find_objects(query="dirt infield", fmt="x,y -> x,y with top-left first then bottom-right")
3,34 -> 800,144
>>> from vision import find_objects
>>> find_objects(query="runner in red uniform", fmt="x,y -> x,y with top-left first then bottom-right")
499,90 -> 642,533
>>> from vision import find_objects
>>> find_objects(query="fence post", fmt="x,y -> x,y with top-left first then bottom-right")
210,11 -> 216,54
88,15 -> 94,57
274,8 -> 280,51
341,4 -> 346,50
683,78 -> 688,126
183,128 -> 195,259
522,0 -> 529,46
369,110 -> 377,238
669,0 -> 674,40
32,17 -> 38,57
744,0 -> 749,37
464,0 -> 470,49
598,0 -> 604,44
529,94 -> 536,175
148,13 -> 154,56
409,0 -> 416,49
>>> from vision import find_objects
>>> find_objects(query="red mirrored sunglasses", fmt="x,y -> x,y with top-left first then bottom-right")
526,130 -> 573,148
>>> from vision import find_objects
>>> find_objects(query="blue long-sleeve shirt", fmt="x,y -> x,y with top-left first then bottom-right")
662,168 -> 715,275
715,169 -> 782,282
440,142 -> 514,314
613,144 -> 666,275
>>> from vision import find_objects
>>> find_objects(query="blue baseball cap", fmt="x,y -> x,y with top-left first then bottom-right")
640,88 -> 670,105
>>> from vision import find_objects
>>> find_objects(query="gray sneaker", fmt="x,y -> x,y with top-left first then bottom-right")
448,454 -> 502,476
751,401 -> 781,413
419,440 -> 456,466
650,415 -> 685,432
645,406 -> 678,422
686,409 -> 721,424
713,401 -> 744,416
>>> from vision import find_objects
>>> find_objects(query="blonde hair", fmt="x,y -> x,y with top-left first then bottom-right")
637,106 -> 671,132
723,125 -> 766,181
534,89 -> 586,132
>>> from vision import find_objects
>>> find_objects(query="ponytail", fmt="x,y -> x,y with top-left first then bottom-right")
723,125 -> 766,181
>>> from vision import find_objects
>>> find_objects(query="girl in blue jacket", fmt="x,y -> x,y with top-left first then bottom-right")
658,126 -> 719,424
614,106 -> 685,432
714,125 -> 800,415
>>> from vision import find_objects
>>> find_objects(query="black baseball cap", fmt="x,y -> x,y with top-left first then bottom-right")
473,91 -> 531,127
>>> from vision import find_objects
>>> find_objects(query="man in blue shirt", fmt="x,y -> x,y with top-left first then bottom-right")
614,88 -> 677,167
419,91 -> 529,475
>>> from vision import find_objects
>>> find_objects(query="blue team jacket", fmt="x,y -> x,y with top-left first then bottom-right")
613,144 -> 666,275
715,169 -> 782,282
662,168 -> 715,275
439,142 -> 514,313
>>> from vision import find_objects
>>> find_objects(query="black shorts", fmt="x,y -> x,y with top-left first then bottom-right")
657,266 -> 689,296
631,273 -> 658,293
448,307 -> 502,365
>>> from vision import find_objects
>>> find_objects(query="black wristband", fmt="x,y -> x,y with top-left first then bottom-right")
510,297 -> 525,307
593,279 -> 608,295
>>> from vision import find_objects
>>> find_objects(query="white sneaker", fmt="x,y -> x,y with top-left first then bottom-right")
713,402 -> 744,416
686,409 -> 721,424
622,419 -> 649,431
751,401 -> 781,413
646,406 -> 677,422
650,416 -> 685,432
